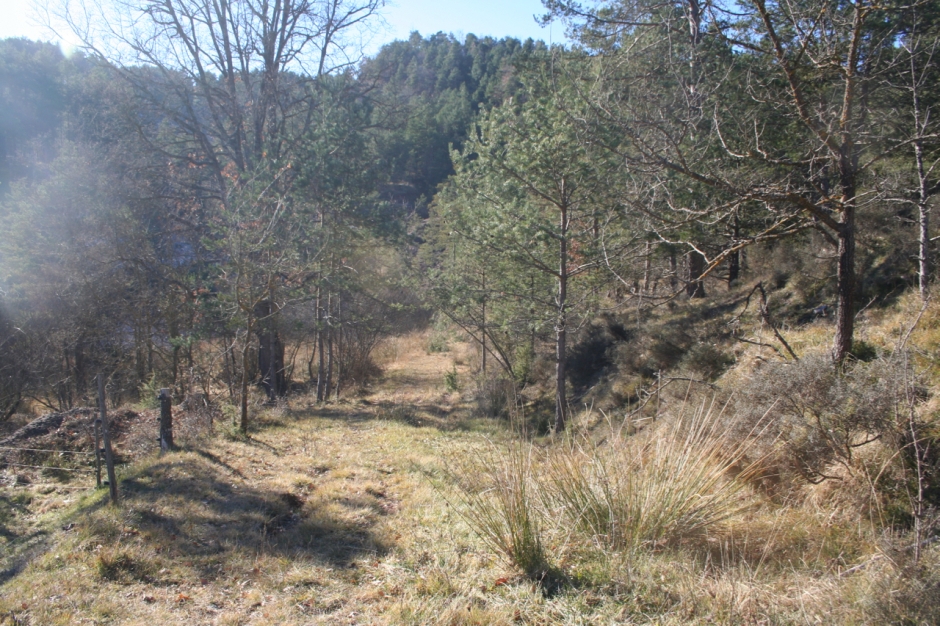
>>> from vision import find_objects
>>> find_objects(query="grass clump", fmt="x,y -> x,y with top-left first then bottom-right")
448,399 -> 762,590
95,548 -> 154,583
544,400 -> 760,551
447,442 -> 555,582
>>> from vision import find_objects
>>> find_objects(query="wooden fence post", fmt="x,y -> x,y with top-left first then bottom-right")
159,388 -> 173,453
97,374 -> 119,505
94,419 -> 102,488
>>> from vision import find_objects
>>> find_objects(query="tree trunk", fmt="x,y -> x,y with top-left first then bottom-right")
226,333 -> 238,401
687,250 -> 706,298
60,345 -> 73,411
834,155 -> 857,363
728,214 -> 740,288
240,323 -> 252,434
316,285 -> 326,402
323,291 -> 333,400
333,293 -> 343,399
555,203 -> 569,432
307,337 -> 318,384
168,315 -> 180,388
481,268 -> 487,376
256,299 -> 286,401
669,250 -> 678,292
135,321 -> 147,385
728,251 -> 740,289
834,219 -> 855,363
916,139 -> 930,300
73,341 -> 86,405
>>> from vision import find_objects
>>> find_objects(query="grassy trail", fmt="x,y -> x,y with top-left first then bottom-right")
0,334 -> 534,625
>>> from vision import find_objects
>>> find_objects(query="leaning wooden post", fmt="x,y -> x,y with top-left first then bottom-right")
158,388 -> 173,453
97,374 -> 119,505
93,419 -> 102,488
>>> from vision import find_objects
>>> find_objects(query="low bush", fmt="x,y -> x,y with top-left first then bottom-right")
682,342 -> 735,381
749,357 -> 892,481
732,353 -> 939,515
474,373 -> 515,419
443,365 -> 458,392
567,323 -> 617,392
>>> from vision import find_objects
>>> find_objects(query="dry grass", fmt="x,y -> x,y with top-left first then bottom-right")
545,399 -> 763,552
1,318 -> 938,624
445,441 -> 553,582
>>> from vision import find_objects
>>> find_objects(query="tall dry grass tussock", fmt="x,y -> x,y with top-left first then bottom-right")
448,399 -> 765,584
446,441 -> 553,581
544,399 -> 764,552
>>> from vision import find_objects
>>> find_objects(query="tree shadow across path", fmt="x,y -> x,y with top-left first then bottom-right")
111,450 -> 391,581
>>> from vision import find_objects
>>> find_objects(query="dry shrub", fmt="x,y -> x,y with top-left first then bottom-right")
868,541 -> 940,624
333,323 -> 385,393
474,373 -> 516,419
733,355 -> 899,490
681,342 -> 735,381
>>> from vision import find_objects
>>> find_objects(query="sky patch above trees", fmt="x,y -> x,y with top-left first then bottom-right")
0,0 -> 568,57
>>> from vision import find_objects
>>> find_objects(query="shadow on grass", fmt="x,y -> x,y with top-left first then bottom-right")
0,528 -> 51,585
299,402 -> 486,433
114,454 -> 390,576
189,448 -> 247,479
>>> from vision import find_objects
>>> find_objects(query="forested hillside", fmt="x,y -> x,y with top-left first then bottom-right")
2,0 -> 940,622
0,30 -> 542,425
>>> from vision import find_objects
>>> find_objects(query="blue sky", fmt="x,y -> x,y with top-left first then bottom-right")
0,0 -> 568,57
378,0 -> 566,49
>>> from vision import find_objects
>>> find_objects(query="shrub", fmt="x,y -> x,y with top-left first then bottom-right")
733,355 -> 900,489
646,333 -> 689,373
427,316 -> 452,354
682,343 -> 735,381
513,343 -> 535,386
474,374 -> 515,419
567,323 -> 616,392
136,374 -> 163,409
426,334 -> 450,354
444,365 -> 458,392
849,339 -> 878,362
868,544 -> 940,624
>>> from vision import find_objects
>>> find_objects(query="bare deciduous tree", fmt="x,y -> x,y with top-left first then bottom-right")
52,0 -> 383,431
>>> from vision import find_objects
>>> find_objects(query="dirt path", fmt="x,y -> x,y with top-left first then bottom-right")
373,332 -> 471,398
